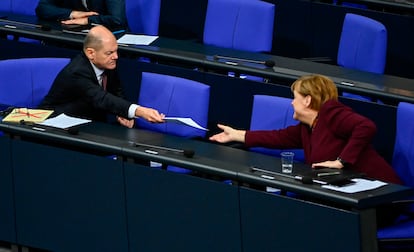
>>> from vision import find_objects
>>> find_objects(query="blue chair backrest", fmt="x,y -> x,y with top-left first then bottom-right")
0,58 -> 69,108
203,0 -> 275,52
337,13 -> 387,74
136,72 -> 210,138
392,102 -> 414,188
11,0 -> 38,15
125,0 -> 161,35
250,95 -> 305,162
0,1 -> 11,12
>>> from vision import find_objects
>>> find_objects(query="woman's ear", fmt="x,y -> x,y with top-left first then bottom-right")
304,95 -> 312,107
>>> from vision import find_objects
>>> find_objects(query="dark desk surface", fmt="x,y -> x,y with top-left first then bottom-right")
1,13 -> 414,104
0,120 -> 412,210
322,0 -> 414,12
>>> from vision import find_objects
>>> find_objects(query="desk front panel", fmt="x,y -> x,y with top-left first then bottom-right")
0,136 -> 16,243
12,140 -> 128,252
239,187 -> 371,252
124,162 -> 242,252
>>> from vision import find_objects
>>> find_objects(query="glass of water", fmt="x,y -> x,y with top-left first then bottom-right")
281,151 -> 294,173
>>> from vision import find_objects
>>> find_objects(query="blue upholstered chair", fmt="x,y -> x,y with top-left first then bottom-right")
136,72 -> 210,173
125,0 -> 161,35
11,0 -> 37,15
377,102 -> 414,250
333,0 -> 367,9
203,0 -> 274,52
0,1 -> 11,11
0,0 -> 40,43
338,13 -> 387,74
338,13 -> 387,101
249,95 -> 304,162
0,1 -> 12,41
0,58 -> 69,108
203,0 -> 275,81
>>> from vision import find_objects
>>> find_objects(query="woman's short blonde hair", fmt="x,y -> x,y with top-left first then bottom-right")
291,74 -> 338,111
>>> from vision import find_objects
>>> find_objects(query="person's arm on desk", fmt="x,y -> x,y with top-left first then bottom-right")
35,0 -> 90,21
36,0 -> 127,29
62,11 -> 99,25
86,0 -> 127,29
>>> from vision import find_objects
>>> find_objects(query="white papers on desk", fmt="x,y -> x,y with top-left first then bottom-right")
38,113 -> 91,129
164,117 -> 208,131
322,178 -> 387,193
117,34 -> 159,45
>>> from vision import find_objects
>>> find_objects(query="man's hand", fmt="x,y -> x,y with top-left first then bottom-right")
135,106 -> 165,123
61,11 -> 98,25
117,116 -> 135,128
70,10 -> 98,19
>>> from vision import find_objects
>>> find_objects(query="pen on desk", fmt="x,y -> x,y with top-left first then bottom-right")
145,149 -> 159,155
317,171 -> 341,177
225,61 -> 238,66
340,81 -> 355,87
32,127 -> 46,132
261,174 -> 274,180
4,25 -> 16,29
112,30 -> 126,35
250,166 -> 295,179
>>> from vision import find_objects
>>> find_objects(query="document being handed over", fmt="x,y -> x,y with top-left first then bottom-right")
164,117 -> 208,131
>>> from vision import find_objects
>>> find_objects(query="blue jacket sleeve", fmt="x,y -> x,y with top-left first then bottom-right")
88,0 -> 127,29
36,0 -> 72,20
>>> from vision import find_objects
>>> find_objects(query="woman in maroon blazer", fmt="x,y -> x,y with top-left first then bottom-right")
210,74 -> 401,184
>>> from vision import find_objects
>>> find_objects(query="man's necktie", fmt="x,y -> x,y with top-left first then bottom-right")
101,72 -> 107,91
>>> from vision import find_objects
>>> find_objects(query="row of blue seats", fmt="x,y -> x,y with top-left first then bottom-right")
1,56 -> 414,249
0,1 -> 387,90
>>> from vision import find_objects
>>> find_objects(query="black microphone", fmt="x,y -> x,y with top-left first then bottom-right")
129,141 -> 195,158
40,24 -> 51,31
213,55 -> 275,67
67,127 -> 79,135
0,106 -> 15,117
295,175 -> 313,184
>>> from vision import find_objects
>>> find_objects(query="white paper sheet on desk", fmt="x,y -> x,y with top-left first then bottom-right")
117,34 -> 159,45
322,178 -> 387,193
164,117 -> 208,131
38,113 -> 91,129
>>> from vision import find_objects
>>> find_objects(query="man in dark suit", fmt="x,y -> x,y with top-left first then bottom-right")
39,25 -> 164,128
35,0 -> 127,29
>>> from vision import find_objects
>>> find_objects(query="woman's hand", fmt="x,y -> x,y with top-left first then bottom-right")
209,124 -> 246,143
312,159 -> 344,169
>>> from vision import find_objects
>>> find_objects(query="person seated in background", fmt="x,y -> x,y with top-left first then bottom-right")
210,74 -> 401,185
39,25 -> 164,128
35,0 -> 127,30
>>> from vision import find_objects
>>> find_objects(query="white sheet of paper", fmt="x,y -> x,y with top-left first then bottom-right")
164,117 -> 208,131
117,34 -> 159,45
38,113 -> 91,129
322,178 -> 387,193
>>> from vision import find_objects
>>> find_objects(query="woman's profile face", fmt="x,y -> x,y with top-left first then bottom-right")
291,90 -> 309,121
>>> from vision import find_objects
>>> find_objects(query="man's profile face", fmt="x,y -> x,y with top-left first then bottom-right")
89,37 -> 118,70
